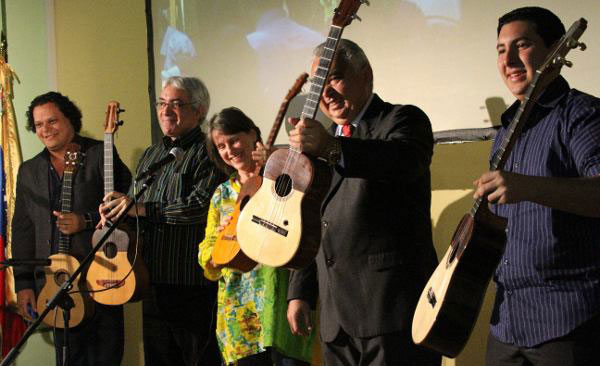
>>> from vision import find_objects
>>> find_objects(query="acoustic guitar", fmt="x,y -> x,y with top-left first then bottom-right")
87,102 -> 149,305
411,19 -> 588,358
237,0 -> 366,269
211,72 -> 309,272
37,143 -> 94,328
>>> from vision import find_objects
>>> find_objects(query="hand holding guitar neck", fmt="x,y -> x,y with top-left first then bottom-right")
412,18 -> 588,358
237,0 -> 366,269
36,143 -> 94,329
89,102 -> 150,306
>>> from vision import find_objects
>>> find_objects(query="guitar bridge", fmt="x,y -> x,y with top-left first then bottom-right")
96,279 -> 125,289
427,287 -> 437,308
251,215 -> 288,237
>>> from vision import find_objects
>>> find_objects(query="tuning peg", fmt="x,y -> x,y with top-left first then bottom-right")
117,108 -> 126,113
553,55 -> 573,68
566,39 -> 586,51
116,120 -> 124,126
353,14 -> 362,22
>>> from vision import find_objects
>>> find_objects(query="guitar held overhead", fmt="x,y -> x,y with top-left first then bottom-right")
236,0 -> 366,269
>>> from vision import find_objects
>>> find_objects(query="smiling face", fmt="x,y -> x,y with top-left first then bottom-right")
158,85 -> 204,140
33,102 -> 75,154
211,129 -> 257,174
311,56 -> 372,126
497,20 -> 551,101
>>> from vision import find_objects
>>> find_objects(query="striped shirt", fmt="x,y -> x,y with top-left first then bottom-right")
131,126 -> 226,285
489,76 -> 600,347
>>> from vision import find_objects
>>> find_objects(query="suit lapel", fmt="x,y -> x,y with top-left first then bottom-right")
321,95 -> 383,213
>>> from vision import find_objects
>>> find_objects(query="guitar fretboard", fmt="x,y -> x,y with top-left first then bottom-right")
266,98 -> 291,149
58,169 -> 74,254
301,25 -> 343,123
104,132 -> 114,195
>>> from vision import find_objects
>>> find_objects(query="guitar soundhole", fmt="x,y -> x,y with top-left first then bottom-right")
54,270 -> 69,286
103,242 -> 118,259
274,174 -> 293,197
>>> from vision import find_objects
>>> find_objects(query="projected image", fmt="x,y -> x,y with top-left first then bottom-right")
151,1 -> 506,137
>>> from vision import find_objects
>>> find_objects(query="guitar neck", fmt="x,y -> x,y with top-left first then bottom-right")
104,132 -> 114,195
301,25 -> 344,122
470,76 -> 544,218
265,99 -> 290,149
58,170 -> 74,254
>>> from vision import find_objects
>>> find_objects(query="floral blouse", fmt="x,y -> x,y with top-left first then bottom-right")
198,175 -> 313,364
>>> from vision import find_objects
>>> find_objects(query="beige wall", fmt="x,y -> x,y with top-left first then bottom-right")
53,2 -> 151,365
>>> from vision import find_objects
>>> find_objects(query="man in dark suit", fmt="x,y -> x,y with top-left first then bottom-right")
286,39 -> 440,365
12,92 -> 131,365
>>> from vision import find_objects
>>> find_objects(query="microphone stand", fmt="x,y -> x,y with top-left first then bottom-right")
1,174 -> 157,366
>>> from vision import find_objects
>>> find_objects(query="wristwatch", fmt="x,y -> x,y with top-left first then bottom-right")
326,138 -> 342,166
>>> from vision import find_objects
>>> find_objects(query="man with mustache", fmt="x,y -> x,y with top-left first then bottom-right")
101,76 -> 226,366
474,7 -> 600,366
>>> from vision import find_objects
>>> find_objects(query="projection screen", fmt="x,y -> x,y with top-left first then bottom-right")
149,0 -> 600,144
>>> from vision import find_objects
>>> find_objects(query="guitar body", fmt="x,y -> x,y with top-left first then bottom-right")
36,253 -> 94,328
412,207 -> 507,357
237,148 -> 331,269
212,176 -> 261,272
88,225 -> 149,305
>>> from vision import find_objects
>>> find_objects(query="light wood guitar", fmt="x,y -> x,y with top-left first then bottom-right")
211,73 -> 309,272
412,19 -> 588,358
237,0 -> 366,269
37,143 -> 94,328
87,102 -> 149,305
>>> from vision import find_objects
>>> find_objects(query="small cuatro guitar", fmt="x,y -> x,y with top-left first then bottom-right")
211,72 -> 309,272
411,18 -> 588,358
87,102 -> 149,305
236,0 -> 366,269
37,143 -> 94,328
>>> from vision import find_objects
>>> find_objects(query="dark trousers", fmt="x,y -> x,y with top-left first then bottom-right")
236,348 -> 310,366
54,303 -> 124,366
143,284 -> 221,366
486,315 -> 600,366
322,327 -> 441,366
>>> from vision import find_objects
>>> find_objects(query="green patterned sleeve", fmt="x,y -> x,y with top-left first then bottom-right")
198,192 -> 224,281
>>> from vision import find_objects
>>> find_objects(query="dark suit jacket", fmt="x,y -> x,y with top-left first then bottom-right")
288,94 -> 438,342
11,135 -> 132,294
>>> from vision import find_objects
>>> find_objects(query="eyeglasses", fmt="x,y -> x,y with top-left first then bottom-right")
155,100 -> 198,110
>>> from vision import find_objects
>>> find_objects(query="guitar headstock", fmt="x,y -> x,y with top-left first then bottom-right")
285,72 -> 309,102
104,101 -> 125,134
538,18 -> 587,75
332,0 -> 368,27
64,143 -> 83,174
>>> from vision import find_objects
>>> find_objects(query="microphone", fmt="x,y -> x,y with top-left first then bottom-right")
1,258 -> 52,267
135,147 -> 184,181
